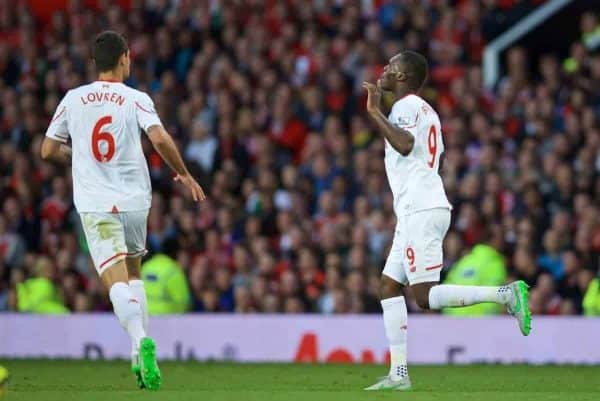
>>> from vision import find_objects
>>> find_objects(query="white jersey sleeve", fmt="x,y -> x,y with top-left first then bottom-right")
45,94 -> 70,143
389,98 -> 420,138
134,93 -> 162,132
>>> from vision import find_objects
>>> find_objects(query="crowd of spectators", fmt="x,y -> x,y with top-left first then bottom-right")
1,0 -> 599,315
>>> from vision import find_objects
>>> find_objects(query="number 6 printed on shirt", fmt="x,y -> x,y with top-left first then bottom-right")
92,115 -> 115,162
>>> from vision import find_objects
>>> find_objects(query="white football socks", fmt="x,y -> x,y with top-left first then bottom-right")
381,296 -> 409,380
109,282 -> 146,350
428,284 -> 512,310
129,279 -> 149,332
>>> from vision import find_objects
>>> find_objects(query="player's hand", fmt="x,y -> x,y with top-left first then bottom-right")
174,173 -> 206,202
362,81 -> 382,114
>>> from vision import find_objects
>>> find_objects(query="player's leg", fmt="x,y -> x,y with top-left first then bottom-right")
123,209 -> 150,332
122,210 -> 160,390
80,212 -> 147,348
125,256 -> 147,389
80,212 -> 154,389
408,209 -> 531,335
126,257 -> 148,332
101,261 -> 158,390
412,281 -> 512,310
380,275 -> 409,381
412,280 -> 531,335
99,261 -> 147,350
365,223 -> 411,391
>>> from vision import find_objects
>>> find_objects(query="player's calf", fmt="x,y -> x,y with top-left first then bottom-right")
410,281 -> 437,309
414,280 -> 532,335
373,275 -> 411,389
108,280 -> 146,347
426,283 -> 513,310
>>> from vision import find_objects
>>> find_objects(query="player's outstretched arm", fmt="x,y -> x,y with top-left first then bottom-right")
363,82 -> 414,156
40,137 -> 72,164
146,125 -> 206,202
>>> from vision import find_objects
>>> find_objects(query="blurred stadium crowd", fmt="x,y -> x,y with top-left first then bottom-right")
1,0 -> 600,315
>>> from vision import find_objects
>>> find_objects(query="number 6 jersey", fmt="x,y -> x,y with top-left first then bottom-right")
384,94 -> 452,217
45,81 -> 162,212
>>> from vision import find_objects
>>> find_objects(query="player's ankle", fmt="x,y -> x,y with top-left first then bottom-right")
390,364 -> 409,380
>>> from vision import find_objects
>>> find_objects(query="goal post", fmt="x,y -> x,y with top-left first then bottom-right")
483,0 -> 574,89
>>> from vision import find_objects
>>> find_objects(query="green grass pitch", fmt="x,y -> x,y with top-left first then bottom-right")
2,360 -> 600,401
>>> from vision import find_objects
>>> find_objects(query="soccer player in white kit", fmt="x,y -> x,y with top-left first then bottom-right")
41,31 -> 205,391
362,51 -> 532,391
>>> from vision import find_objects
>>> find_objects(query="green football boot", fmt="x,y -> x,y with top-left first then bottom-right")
139,337 -> 161,391
364,375 -> 412,391
507,281 -> 532,336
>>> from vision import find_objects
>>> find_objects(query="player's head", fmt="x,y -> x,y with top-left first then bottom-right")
378,50 -> 428,94
93,31 -> 130,79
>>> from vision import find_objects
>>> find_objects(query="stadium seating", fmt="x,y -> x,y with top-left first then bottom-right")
0,0 -> 599,316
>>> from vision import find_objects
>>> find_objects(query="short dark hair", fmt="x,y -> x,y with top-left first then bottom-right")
93,31 -> 128,72
399,50 -> 428,91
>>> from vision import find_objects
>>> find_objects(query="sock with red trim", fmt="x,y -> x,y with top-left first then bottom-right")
129,280 -> 148,332
381,296 -> 408,380
428,284 -> 512,309
109,282 -> 146,349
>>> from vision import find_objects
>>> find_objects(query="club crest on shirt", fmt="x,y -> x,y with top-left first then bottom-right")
397,116 -> 411,126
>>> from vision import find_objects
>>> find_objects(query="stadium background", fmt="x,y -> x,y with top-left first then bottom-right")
1,0 -> 600,367
4,4 -> 600,400
1,0 -> 599,317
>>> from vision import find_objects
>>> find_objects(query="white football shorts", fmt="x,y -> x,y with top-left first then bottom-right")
79,210 -> 149,275
382,208 -> 451,285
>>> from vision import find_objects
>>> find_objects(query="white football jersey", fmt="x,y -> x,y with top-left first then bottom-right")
384,94 -> 452,216
45,81 -> 162,212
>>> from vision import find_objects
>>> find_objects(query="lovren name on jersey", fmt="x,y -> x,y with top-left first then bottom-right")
80,91 -> 126,106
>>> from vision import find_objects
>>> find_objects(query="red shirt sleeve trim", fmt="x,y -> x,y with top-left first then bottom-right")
135,101 -> 154,114
50,107 -> 66,123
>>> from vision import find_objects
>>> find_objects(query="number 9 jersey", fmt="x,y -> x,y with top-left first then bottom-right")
45,81 -> 162,213
384,94 -> 452,217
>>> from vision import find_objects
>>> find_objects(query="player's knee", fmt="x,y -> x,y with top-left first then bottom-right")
125,255 -> 143,280
379,277 -> 403,300
127,267 -> 141,280
414,293 -> 430,310
412,285 -> 432,309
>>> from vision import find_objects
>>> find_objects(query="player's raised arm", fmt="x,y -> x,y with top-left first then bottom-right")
363,81 -> 414,156
146,125 -> 206,202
